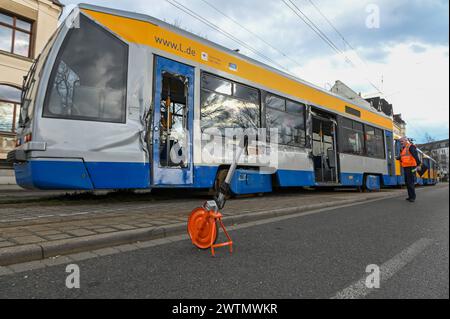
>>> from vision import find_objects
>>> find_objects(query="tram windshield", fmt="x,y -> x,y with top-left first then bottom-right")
43,15 -> 128,123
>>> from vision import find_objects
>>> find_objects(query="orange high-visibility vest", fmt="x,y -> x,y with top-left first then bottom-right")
400,143 -> 418,168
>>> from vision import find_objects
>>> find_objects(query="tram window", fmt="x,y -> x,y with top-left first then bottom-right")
353,122 -> 363,132
43,15 -> 128,123
200,91 -> 259,131
265,94 -> 285,111
365,125 -> 385,159
341,118 -> 365,156
201,73 -> 232,95
233,83 -> 259,104
286,100 -> 305,114
342,118 -> 353,129
394,139 -> 401,157
200,73 -> 260,131
266,103 -> 306,147
200,82 -> 260,131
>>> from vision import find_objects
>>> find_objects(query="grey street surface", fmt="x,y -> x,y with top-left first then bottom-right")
0,187 -> 401,260
0,185 -> 448,299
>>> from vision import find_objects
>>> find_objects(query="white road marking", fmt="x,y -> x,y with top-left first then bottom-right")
332,238 -> 434,299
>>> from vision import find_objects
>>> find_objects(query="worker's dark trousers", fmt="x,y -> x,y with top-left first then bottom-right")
404,167 -> 416,200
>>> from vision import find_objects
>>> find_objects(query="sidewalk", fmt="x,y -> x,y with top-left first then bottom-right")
1,185 -> 443,266
0,184 -> 107,204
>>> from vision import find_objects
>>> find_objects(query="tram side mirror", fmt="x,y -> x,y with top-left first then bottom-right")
327,148 -> 336,168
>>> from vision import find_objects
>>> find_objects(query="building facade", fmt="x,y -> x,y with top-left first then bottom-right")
393,114 -> 406,137
330,81 -> 396,119
0,0 -> 63,167
365,96 -> 394,117
330,80 -> 373,109
418,139 -> 449,181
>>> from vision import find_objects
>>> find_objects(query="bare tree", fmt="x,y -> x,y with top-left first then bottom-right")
53,61 -> 79,116
424,133 -> 436,143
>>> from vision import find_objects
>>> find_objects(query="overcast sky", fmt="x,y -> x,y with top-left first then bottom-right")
60,0 -> 449,143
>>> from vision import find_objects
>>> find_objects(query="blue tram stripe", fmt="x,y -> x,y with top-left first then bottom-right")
16,160 -> 428,190
15,160 -> 150,190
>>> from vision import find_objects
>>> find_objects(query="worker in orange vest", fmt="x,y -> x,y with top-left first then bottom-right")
397,137 -> 422,202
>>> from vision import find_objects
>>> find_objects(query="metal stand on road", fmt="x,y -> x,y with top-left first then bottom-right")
187,201 -> 233,257
187,138 -> 247,257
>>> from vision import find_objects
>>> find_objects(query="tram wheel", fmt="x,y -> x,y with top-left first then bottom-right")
187,207 -> 218,249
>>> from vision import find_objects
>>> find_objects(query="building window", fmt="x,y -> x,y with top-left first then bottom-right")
265,94 -> 306,147
200,73 -> 260,132
43,15 -> 128,123
341,118 -> 365,155
0,84 -> 21,133
0,11 -> 32,57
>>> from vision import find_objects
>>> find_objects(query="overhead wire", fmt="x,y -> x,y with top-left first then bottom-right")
307,0 -> 381,88
165,0 -> 294,74
282,0 -> 383,94
165,0 -> 383,94
199,0 -> 304,70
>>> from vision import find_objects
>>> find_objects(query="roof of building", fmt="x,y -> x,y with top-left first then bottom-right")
330,80 -> 373,109
51,0 -> 64,7
417,139 -> 449,151
393,114 -> 406,125
365,97 -> 394,117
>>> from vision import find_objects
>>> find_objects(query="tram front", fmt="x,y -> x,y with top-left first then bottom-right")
9,8 -> 148,190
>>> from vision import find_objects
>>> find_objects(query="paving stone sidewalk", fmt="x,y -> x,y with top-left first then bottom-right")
0,188 -> 411,252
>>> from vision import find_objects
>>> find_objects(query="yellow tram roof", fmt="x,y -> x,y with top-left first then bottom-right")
78,4 -> 394,130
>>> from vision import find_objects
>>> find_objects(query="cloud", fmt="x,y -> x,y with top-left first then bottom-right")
410,44 -> 427,54
307,0 -> 449,46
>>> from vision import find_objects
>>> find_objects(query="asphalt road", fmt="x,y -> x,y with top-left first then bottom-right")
0,185 -> 448,299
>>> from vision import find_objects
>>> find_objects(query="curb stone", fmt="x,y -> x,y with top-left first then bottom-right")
0,244 -> 43,266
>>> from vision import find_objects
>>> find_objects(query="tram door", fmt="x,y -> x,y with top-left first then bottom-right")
312,116 -> 339,183
152,57 -> 194,185
385,131 -> 396,177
